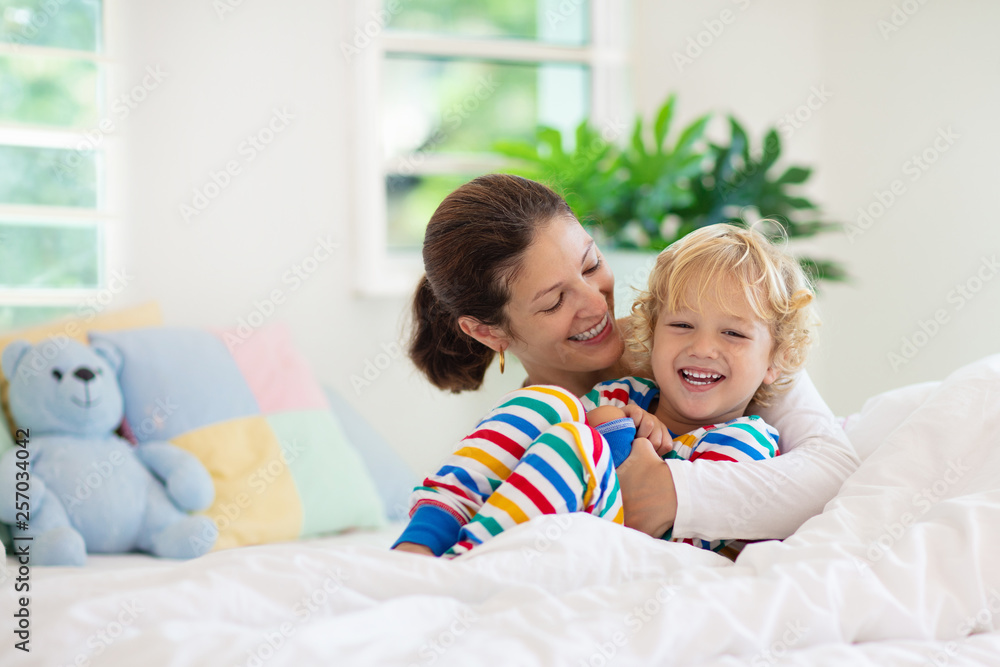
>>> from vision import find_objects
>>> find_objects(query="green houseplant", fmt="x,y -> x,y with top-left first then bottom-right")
492,94 -> 846,284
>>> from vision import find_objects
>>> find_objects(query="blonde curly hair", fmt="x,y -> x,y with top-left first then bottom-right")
628,222 -> 819,407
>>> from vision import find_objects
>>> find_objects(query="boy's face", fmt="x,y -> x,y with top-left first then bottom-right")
650,282 -> 778,434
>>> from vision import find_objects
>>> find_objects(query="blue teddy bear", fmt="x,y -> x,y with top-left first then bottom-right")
0,337 -> 218,566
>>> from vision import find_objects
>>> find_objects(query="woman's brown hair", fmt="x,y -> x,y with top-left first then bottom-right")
410,174 -> 573,392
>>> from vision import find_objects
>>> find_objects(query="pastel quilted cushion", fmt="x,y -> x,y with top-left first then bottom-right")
89,323 -> 386,550
323,386 -> 417,521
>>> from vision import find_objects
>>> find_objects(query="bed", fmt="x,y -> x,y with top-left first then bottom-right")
3,349 -> 1000,666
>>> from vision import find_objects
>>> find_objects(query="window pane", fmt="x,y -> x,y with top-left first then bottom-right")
386,0 -> 588,45
0,144 -> 98,207
0,221 -> 100,288
0,53 -> 100,127
0,304 -> 74,332
386,173 -> 481,249
383,56 -> 588,161
0,0 -> 102,52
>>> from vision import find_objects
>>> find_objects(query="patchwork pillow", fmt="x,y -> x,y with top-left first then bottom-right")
89,323 -> 386,550
323,386 -> 417,521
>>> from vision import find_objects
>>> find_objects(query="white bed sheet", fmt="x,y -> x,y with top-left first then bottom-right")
3,354 -> 1000,667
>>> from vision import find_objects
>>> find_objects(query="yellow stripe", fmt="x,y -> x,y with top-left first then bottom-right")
486,491 -> 531,525
527,385 -> 581,422
455,447 -> 511,480
565,424 -> 597,508
612,505 -> 624,525
675,433 -> 697,449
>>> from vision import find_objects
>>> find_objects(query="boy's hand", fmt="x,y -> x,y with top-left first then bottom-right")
586,404 -> 626,428
621,403 -> 673,457
393,542 -> 435,556
615,437 -> 677,538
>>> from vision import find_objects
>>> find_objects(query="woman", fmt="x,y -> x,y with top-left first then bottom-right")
402,173 -> 859,549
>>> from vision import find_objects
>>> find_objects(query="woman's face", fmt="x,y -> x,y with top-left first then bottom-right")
501,216 -> 624,379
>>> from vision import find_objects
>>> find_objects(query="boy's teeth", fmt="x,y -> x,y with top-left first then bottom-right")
569,314 -> 609,341
682,370 -> 722,385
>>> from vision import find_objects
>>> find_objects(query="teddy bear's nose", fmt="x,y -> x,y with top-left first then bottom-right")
74,367 -> 96,382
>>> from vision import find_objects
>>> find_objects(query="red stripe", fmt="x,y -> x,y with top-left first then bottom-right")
427,479 -> 479,502
505,472 -> 558,514
465,429 -> 526,459
690,450 -> 737,462
602,388 -> 629,405
587,426 -> 605,463
412,498 -> 467,524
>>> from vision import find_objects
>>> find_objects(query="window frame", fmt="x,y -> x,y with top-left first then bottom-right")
349,0 -> 631,296
0,2 -> 114,315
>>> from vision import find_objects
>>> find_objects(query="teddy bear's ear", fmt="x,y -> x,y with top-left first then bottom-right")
91,338 -> 124,374
1,340 -> 31,378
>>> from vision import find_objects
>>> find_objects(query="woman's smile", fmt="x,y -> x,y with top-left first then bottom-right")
569,312 -> 612,342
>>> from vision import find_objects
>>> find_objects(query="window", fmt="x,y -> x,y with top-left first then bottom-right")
350,0 -> 629,294
0,0 -> 107,330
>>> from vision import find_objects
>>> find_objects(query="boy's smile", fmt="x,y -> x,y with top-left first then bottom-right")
650,283 -> 779,435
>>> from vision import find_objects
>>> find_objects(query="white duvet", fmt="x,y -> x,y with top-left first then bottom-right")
3,354 -> 1000,666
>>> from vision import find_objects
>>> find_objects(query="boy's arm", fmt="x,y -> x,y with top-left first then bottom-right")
391,467 -> 487,557
393,385 -> 589,556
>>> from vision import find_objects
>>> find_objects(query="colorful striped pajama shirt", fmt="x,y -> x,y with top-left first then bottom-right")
393,378 -> 778,557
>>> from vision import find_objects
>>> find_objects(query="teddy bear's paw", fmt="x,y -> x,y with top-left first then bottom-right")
165,468 -> 215,513
150,515 -> 219,560
33,526 -> 87,567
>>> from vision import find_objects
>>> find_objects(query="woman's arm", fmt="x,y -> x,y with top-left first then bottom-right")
670,370 -> 860,541
616,371 -> 861,541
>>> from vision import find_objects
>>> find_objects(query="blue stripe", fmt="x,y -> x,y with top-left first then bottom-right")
596,461 -> 617,506
476,413 -> 541,440
521,453 -> 579,512
699,432 -> 767,460
625,379 -> 659,411
438,465 -> 490,501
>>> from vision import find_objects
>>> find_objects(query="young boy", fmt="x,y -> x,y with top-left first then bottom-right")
393,223 -> 817,557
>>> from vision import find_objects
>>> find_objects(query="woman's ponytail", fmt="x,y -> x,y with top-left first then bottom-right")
407,174 -> 573,393
408,275 -> 494,393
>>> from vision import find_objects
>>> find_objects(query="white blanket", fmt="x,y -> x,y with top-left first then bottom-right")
4,354 -> 1000,666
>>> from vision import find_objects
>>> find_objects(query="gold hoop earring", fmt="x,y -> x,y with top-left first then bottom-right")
499,348 -> 505,374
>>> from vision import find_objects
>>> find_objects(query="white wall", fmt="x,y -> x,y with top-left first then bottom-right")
108,1 -> 524,476
631,0 -> 1000,416
108,1 -> 1000,479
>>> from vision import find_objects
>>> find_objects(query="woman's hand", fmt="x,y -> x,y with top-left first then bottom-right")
621,403 -> 673,457
616,438 -> 677,538
393,542 -> 436,557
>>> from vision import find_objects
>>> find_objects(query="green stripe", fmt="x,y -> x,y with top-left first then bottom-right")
535,431 -> 587,482
498,395 -> 562,426
629,376 -> 657,391
598,478 -> 621,518
474,514 -> 506,537
582,388 -> 600,408
728,423 -> 776,457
